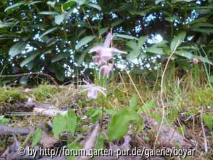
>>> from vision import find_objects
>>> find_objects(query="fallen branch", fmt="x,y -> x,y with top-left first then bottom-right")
0,72 -> 59,89
0,125 -> 30,135
33,108 -> 68,117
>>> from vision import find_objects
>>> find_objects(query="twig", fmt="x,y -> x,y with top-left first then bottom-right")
200,106 -> 208,152
154,41 -> 179,149
0,125 -> 30,135
0,72 -> 59,89
81,8 -> 95,35
118,72 -> 129,101
125,70 -> 145,105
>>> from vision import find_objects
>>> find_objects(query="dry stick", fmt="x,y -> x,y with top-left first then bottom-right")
119,72 -> 129,101
82,8 -> 95,36
125,70 -> 145,105
0,72 -> 59,89
200,106 -> 208,152
153,41 -> 179,149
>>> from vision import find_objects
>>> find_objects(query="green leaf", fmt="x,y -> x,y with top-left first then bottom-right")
108,109 -> 138,142
99,27 -> 109,36
31,127 -> 42,148
20,51 -> 40,67
127,50 -> 140,62
115,34 -> 139,40
40,27 -> 59,38
138,36 -> 148,47
77,50 -> 88,65
5,2 -> 25,12
129,95 -> 138,111
0,116 -> 10,125
111,20 -> 124,28
170,32 -> 186,52
9,42 -> 26,57
88,3 -> 102,11
0,23 -> 14,28
146,47 -> 164,55
95,134 -> 104,149
52,53 -> 70,63
55,14 -> 65,25
126,41 -> 138,49
138,101 -> 155,113
63,1 -> 77,10
198,56 -> 213,65
39,11 -> 59,15
67,142 -> 82,160
52,110 -> 77,136
175,51 -> 194,59
202,113 -> 213,132
86,109 -> 102,124
55,68 -> 65,81
75,36 -> 95,50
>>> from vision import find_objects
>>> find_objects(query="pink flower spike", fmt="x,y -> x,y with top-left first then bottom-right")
89,32 -> 126,64
81,80 -> 106,99
99,64 -> 113,78
103,32 -> 112,48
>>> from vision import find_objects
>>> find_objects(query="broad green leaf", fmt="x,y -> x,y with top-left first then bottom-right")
111,20 -> 124,28
115,34 -> 139,40
55,14 -> 65,25
198,56 -> 213,65
165,16 -> 178,22
129,95 -> 138,111
173,0 -> 193,3
52,53 -> 70,63
127,50 -> 140,61
99,27 -> 109,36
5,2 -> 25,12
0,23 -> 14,28
75,36 -> 95,50
138,36 -> 148,47
146,47 -> 164,55
40,27 -> 59,38
55,68 -> 65,81
170,32 -> 186,52
88,3 -> 102,11
20,51 -> 40,67
31,127 -> 42,148
52,110 -> 77,136
9,42 -> 26,57
126,41 -> 138,49
175,51 -> 194,59
67,142 -> 82,160
27,1 -> 42,5
0,116 -> 10,125
77,50 -> 88,65
108,109 -> 138,142
138,101 -> 155,113
39,11 -> 59,15
63,1 -> 77,10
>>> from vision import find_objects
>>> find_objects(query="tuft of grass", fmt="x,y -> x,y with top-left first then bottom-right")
0,87 -> 26,103
32,84 -> 57,102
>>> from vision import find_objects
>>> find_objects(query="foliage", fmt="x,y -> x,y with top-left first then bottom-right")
31,127 -> 42,148
0,0 -> 213,83
52,110 -> 77,136
0,116 -> 10,125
